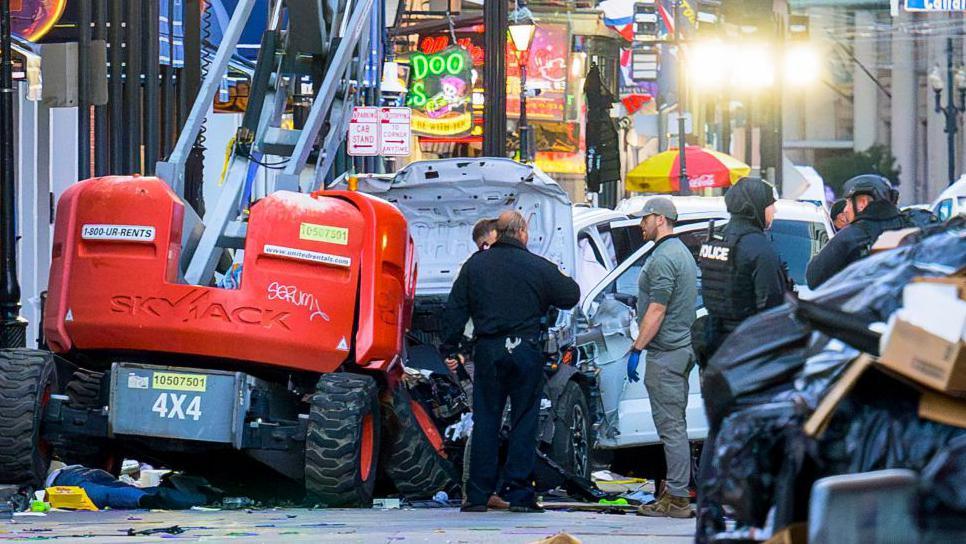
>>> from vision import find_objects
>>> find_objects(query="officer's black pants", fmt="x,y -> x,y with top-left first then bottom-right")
466,336 -> 543,507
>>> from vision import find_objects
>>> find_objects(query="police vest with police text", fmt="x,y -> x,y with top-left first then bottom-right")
698,233 -> 757,331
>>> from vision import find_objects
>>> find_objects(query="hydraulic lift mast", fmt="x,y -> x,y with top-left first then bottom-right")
156,0 -> 378,286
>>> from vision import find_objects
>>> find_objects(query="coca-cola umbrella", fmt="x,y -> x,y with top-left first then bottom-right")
626,146 -> 751,193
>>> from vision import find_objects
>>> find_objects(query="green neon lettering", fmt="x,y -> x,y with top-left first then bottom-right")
428,55 -> 445,76
412,54 -> 428,80
409,81 -> 427,107
446,51 -> 465,75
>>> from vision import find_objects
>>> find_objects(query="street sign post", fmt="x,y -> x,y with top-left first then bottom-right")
347,106 -> 412,157
347,106 -> 379,156
901,0 -> 966,12
379,107 -> 412,157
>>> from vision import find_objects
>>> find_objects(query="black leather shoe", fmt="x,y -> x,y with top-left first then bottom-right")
509,503 -> 545,513
460,504 -> 488,512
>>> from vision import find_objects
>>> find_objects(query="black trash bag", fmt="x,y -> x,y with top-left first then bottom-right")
920,435 -> 966,530
791,297 -> 880,356
809,225 -> 966,320
779,334 -> 861,411
701,304 -> 812,426
811,371 -> 966,541
695,401 -> 809,543
812,367 -> 966,478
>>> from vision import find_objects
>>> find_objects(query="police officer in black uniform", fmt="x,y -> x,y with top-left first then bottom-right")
805,174 -> 911,289
441,210 -> 580,513
695,178 -> 788,535
698,177 -> 787,359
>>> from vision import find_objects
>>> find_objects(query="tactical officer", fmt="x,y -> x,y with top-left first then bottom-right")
698,177 -> 787,358
441,210 -> 580,513
805,175 -> 910,289
829,199 -> 848,231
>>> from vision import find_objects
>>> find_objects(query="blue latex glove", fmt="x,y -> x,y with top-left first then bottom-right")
627,349 -> 642,382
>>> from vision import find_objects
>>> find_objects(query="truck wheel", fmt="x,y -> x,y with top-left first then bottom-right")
0,349 -> 56,487
305,373 -> 380,507
53,370 -> 118,473
550,381 -> 593,480
382,386 -> 459,499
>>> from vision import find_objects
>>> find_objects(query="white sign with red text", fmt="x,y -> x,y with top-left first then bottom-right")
347,106 -> 380,156
379,107 -> 412,157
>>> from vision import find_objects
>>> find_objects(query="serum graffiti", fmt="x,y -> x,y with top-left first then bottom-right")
267,282 -> 331,322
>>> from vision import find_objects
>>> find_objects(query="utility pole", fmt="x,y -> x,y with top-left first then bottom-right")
675,0 -> 690,195
519,51 -> 530,162
930,37 -> 965,187
78,0 -> 91,178
940,38 -> 960,186
483,0 -> 507,157
0,0 -> 26,347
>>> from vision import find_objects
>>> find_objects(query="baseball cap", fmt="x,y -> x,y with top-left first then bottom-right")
640,197 -> 678,221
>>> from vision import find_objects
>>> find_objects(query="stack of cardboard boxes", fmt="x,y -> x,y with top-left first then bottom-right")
804,273 -> 966,437
766,273 -> 966,544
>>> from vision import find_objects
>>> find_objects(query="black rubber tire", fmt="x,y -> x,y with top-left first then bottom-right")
550,381 -> 594,481
65,369 -> 103,408
54,369 -> 118,473
0,349 -> 56,487
305,373 -> 380,507
381,386 -> 459,499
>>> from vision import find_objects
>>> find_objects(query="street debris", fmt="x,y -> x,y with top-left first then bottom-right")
126,525 -> 186,536
372,498 -> 401,509
696,222 -> 966,543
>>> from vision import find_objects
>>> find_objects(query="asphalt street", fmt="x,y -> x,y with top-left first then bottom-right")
2,507 -> 696,543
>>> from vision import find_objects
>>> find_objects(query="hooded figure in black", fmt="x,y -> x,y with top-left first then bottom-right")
805,174 -> 911,289
698,177 -> 787,358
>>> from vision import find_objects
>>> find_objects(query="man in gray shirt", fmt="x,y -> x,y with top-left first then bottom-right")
626,198 -> 697,519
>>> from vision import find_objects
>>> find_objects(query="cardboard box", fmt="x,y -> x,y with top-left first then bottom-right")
919,390 -> 966,429
804,355 -> 874,437
871,227 -> 920,253
912,276 -> 966,299
879,318 -> 966,395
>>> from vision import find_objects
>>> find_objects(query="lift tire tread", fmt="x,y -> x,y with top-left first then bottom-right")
305,373 -> 380,507
0,349 -> 55,487
65,369 -> 104,407
382,386 -> 459,499
55,369 -> 118,472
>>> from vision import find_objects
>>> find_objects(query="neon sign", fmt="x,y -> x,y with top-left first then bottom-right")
407,47 -> 474,137
419,35 -> 485,66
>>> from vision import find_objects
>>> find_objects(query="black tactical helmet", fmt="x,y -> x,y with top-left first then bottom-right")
843,174 -> 895,203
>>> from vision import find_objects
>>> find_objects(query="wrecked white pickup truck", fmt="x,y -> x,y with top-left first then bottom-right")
338,158 -> 833,487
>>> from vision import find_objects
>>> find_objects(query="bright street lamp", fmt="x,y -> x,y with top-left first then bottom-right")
784,45 -> 821,87
730,44 -> 774,89
688,41 -> 821,91
508,20 -> 536,53
688,40 -> 730,90
508,6 -> 536,163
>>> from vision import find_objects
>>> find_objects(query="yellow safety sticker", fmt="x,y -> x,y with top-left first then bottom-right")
152,372 -> 208,392
299,223 -> 349,245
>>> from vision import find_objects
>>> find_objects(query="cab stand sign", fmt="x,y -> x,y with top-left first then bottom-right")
347,106 -> 412,157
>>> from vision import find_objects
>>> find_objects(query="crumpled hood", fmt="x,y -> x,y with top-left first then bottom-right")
725,178 -> 776,230
334,159 -> 576,297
